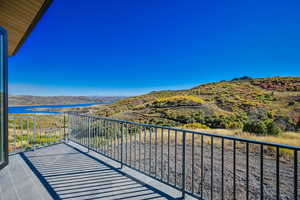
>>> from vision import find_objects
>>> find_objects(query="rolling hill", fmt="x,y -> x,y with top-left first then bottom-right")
94,77 -> 300,134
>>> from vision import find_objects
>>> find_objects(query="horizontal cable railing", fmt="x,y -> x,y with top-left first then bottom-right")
67,112 -> 299,200
8,114 -> 66,155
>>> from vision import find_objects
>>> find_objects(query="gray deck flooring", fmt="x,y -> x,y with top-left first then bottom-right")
0,143 -> 181,200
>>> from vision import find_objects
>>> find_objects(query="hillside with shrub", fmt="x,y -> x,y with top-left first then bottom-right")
94,77 -> 300,136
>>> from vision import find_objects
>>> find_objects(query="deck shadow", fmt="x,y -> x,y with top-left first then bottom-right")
21,143 -> 177,200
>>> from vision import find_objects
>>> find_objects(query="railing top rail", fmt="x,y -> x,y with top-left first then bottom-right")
66,112 -> 300,151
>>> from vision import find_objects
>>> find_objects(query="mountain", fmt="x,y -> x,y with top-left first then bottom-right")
8,95 -> 124,106
94,77 -> 300,133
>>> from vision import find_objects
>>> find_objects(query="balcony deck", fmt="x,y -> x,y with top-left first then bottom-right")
0,142 -> 184,200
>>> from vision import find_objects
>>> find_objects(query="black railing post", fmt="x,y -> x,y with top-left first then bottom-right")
182,131 -> 186,199
294,150 -> 298,200
63,113 -> 66,142
88,116 -> 91,153
120,123 -> 124,168
33,117 -> 37,150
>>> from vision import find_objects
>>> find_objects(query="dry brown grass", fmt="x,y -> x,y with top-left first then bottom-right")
182,128 -> 300,159
192,128 -> 300,147
116,127 -> 299,159
119,127 -> 300,146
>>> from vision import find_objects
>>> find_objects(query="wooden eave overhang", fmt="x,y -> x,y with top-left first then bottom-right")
0,0 -> 53,56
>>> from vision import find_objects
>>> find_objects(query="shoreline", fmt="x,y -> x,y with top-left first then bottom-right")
8,102 -> 108,107
8,102 -> 110,114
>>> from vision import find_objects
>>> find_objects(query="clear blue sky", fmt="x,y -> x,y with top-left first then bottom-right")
9,0 -> 300,96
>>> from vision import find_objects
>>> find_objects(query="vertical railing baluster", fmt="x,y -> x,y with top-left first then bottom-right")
53,118 -> 55,144
233,140 -> 236,200
155,127 -> 158,178
90,117 -> 93,150
110,121 -> 112,157
161,128 -> 164,181
294,150 -> 298,200
51,118 -> 54,144
149,127 -> 152,174
104,119 -> 107,154
80,115 -> 83,143
134,125 -> 137,168
125,123 -> 128,164
110,121 -> 113,157
117,121 -> 120,160
78,114 -> 80,141
86,116 -> 88,147
99,119 -> 103,152
74,115 -> 76,142
114,121 -> 116,159
201,135 -> 204,199
211,136 -> 214,200
27,118 -> 29,149
13,117 -> 16,153
81,115 -> 84,145
175,130 -> 177,186
222,138 -> 224,200
93,117 -> 95,150
120,123 -> 123,168
82,115 -> 84,145
276,146 -> 280,200
246,143 -> 249,200
49,119 -> 52,144
97,119 -> 100,152
74,114 -> 76,141
129,124 -> 132,165
47,117 -> 49,144
82,116 -> 85,146
33,117 -> 37,149
168,129 -> 170,183
139,126 -> 141,170
104,119 -> 106,154
20,118 -> 23,151
59,118 -> 62,142
39,119 -> 42,146
88,116 -> 91,152
192,133 -> 195,194
144,127 -> 146,172
63,113 -> 66,141
94,117 -> 97,150
101,119 -> 104,152
79,115 -> 81,144
182,131 -> 186,199
80,115 -> 83,145
76,114 -> 78,141
260,144 -> 264,200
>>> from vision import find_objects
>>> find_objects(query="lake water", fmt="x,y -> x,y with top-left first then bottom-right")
8,103 -> 109,114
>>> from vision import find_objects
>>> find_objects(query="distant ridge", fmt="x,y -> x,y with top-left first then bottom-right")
9,95 -> 124,106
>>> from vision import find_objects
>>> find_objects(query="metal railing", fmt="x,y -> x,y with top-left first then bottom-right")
69,112 -> 300,199
8,114 -> 66,155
